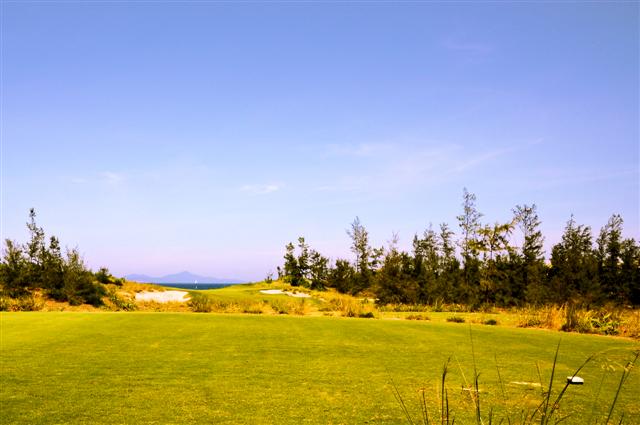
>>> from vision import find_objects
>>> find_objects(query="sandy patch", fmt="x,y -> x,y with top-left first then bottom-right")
509,381 -> 542,388
135,290 -> 190,303
287,292 -> 311,298
260,289 -> 311,298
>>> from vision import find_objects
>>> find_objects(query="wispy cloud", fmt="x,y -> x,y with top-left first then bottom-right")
309,139 -> 540,196
324,143 -> 391,157
240,183 -> 281,195
452,146 -> 517,172
442,39 -> 493,56
100,171 -> 126,185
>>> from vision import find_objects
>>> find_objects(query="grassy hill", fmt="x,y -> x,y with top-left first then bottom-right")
1,311 -> 638,424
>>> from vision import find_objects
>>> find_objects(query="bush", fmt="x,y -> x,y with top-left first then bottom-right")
292,299 -> 308,316
620,310 -> 640,339
483,318 -> 498,326
406,314 -> 429,321
269,299 -> 291,314
446,316 -> 465,323
188,294 -> 215,312
105,287 -> 137,311
589,310 -> 621,335
0,296 -> 11,311
15,295 -> 43,311
358,311 -> 375,319
242,303 -> 264,314
94,267 -> 111,284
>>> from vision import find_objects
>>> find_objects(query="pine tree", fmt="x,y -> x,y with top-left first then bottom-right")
513,204 -> 545,304
308,250 -> 329,290
347,217 -> 373,293
283,242 -> 301,286
0,240 -> 29,297
596,214 -> 624,302
456,188 -> 483,305
438,223 -> 461,303
549,216 -> 598,305
620,238 -> 640,305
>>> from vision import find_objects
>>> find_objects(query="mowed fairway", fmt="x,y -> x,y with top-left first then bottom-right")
1,313 -> 638,424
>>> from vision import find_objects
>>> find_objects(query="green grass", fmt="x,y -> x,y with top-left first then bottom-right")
1,313 -> 638,424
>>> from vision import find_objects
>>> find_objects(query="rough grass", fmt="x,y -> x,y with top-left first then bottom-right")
1,313 -> 638,424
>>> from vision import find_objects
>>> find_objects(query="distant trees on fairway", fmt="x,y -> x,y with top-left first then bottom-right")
280,189 -> 640,308
0,209 -> 118,307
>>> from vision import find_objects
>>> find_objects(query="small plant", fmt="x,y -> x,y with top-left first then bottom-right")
446,316 -> 465,323
483,318 -> 498,326
358,311 -> 375,319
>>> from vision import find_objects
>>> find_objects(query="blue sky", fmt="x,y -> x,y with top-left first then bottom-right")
2,2 -> 638,280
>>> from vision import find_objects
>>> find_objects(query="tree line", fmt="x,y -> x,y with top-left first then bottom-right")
0,209 -> 119,306
279,189 -> 640,308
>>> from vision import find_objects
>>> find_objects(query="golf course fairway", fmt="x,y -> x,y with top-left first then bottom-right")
1,313 -> 638,424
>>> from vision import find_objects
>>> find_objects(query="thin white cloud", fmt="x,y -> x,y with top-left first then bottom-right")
240,183 -> 280,194
442,39 -> 493,55
308,139 -> 541,196
325,143 -> 391,157
452,146 -> 517,172
101,171 -> 125,185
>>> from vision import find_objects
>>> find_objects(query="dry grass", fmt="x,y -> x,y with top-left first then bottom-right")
515,304 -> 640,339
319,291 -> 378,318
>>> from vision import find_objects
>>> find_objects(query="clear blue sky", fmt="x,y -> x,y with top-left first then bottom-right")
2,2 -> 638,281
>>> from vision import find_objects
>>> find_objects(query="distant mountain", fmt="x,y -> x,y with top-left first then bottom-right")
125,271 -> 246,284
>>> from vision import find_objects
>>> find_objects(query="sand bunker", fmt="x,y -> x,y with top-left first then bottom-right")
259,289 -> 311,298
135,290 -> 190,303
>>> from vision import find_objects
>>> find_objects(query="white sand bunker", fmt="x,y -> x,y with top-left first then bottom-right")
135,290 -> 190,303
260,289 -> 311,298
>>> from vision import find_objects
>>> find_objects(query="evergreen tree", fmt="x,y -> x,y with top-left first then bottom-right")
549,216 -> 598,305
308,250 -> 329,290
513,204 -> 545,304
596,214 -> 624,302
456,188 -> 483,305
24,208 -> 46,289
62,248 -> 104,306
296,237 -> 311,286
376,235 -> 418,304
283,242 -> 302,286
0,240 -> 29,297
347,217 -> 373,292
438,223 -> 461,303
413,226 -> 440,303
477,221 -> 514,305
327,259 -> 356,294
42,236 -> 65,298
620,238 -> 640,305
